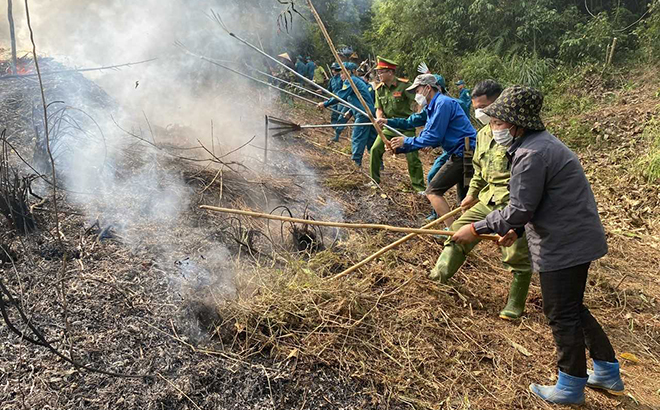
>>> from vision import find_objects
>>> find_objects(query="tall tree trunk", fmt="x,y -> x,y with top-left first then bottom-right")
7,0 -> 18,75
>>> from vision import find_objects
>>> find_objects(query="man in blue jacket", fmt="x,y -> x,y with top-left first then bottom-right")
305,57 -> 316,80
382,74 -> 477,228
456,80 -> 472,116
328,62 -> 348,142
295,56 -> 306,85
318,62 -> 377,167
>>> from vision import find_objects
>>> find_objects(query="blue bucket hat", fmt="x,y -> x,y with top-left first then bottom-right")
434,74 -> 446,89
343,62 -> 357,71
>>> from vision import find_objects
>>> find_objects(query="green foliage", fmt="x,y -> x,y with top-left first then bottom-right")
558,11 -> 635,64
639,116 -> 660,182
265,0 -> 656,91
636,1 -> 660,62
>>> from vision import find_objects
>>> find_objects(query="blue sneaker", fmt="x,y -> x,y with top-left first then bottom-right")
433,226 -> 450,240
530,371 -> 587,405
587,360 -> 625,395
425,210 -> 438,221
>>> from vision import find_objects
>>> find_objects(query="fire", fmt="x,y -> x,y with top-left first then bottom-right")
3,60 -> 33,75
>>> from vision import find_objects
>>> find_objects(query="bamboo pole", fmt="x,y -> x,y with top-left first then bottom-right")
200,206 -> 500,240
209,12 -> 408,139
0,58 -> 157,80
178,46 -> 347,116
7,0 -> 18,75
305,0 -> 393,153
264,115 -> 268,164
330,207 -> 464,281
607,37 -> 618,66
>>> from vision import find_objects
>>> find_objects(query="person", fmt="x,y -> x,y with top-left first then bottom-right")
381,74 -> 476,228
313,62 -> 328,86
451,86 -> 624,405
273,53 -> 296,106
295,56 -> 306,85
317,62 -> 377,167
456,80 -> 472,116
403,71 -> 454,220
431,80 -> 533,321
328,62 -> 348,142
369,56 -> 425,193
425,74 -> 451,205
305,57 -> 316,81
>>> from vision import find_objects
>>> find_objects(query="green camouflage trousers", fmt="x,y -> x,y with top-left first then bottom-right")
430,201 -> 532,281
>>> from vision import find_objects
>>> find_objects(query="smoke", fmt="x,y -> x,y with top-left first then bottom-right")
1,1 -> 345,336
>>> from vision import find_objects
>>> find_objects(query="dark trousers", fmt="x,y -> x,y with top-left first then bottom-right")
540,262 -> 616,377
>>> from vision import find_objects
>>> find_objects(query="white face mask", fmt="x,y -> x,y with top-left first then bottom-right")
415,86 -> 429,107
492,127 -> 515,146
475,108 -> 491,126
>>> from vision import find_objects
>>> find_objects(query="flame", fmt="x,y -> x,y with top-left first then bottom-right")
4,62 -> 32,75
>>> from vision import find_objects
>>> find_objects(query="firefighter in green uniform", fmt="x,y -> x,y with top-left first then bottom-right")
430,79 -> 533,320
369,57 -> 426,193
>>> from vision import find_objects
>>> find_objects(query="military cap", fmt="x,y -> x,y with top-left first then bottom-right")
456,80 -> 466,86
376,56 -> 397,70
483,86 -> 545,131
330,62 -> 342,70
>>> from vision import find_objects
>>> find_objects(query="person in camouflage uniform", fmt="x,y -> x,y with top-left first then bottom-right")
369,56 -> 425,193
431,79 -> 532,320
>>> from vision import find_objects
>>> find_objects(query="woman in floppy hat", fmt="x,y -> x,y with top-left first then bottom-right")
451,86 -> 624,405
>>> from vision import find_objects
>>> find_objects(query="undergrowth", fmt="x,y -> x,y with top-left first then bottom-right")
214,232 -> 520,409
639,116 -> 660,182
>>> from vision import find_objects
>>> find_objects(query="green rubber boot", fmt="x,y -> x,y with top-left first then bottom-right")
499,270 -> 532,320
429,245 -> 466,284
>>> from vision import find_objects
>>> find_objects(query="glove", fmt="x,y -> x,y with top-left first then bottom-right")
417,62 -> 430,74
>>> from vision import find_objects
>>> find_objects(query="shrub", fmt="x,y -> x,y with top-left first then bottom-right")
639,116 -> 660,182
636,2 -> 660,62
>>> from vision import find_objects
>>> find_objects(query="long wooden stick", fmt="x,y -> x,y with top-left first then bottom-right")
200,206 -> 499,239
330,207 -> 465,281
7,0 -> 18,75
305,0 -> 393,152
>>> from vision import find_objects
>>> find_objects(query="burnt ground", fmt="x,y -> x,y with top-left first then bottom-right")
1,60 -> 659,410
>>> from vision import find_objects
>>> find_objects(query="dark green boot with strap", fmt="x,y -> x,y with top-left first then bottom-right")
499,270 -> 532,320
429,245 -> 468,284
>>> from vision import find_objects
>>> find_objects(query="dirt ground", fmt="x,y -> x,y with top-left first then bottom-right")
1,65 -> 659,410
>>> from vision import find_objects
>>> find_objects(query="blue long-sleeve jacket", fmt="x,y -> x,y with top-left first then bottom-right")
324,75 -> 375,117
329,74 -> 343,94
458,88 -> 472,116
387,111 -> 428,130
295,60 -> 306,77
391,93 -> 476,156
305,61 -> 316,79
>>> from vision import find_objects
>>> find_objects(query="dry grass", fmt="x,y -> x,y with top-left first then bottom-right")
209,80 -> 660,410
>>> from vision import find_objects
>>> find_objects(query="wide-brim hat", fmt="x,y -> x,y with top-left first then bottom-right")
406,74 -> 441,92
483,86 -> 545,131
